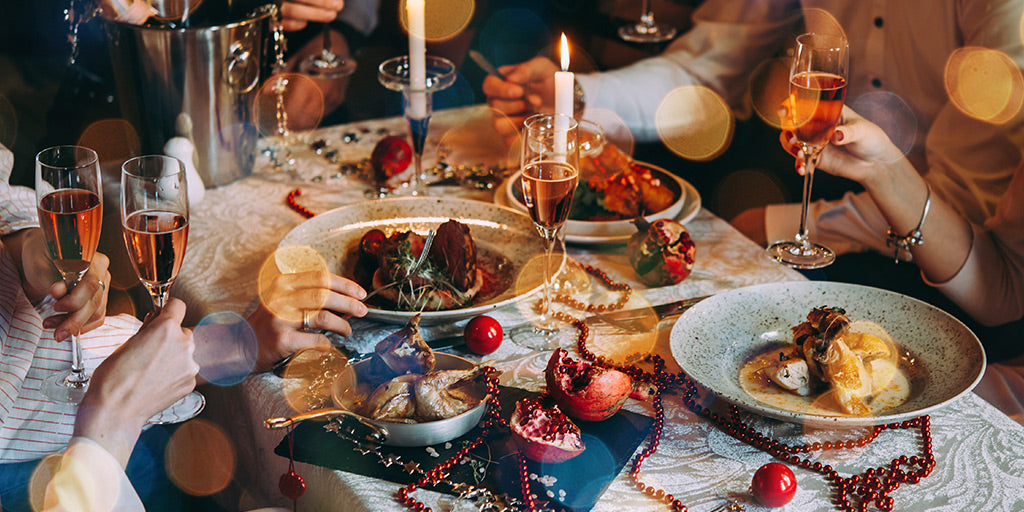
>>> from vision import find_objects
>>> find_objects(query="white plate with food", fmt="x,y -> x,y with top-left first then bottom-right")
669,281 -> 985,428
277,197 -> 545,325
498,145 -> 700,245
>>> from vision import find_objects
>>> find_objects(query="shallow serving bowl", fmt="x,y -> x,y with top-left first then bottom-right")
277,197 -> 544,325
669,281 -> 985,428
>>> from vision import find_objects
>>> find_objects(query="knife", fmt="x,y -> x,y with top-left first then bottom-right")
584,295 -> 710,332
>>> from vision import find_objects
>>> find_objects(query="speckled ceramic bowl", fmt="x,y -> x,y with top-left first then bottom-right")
669,281 -> 985,428
278,197 -> 545,325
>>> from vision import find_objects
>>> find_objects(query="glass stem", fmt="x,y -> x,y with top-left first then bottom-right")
321,22 -> 332,55
63,274 -> 88,385
540,234 -> 556,319
796,145 -> 820,249
640,0 -> 654,27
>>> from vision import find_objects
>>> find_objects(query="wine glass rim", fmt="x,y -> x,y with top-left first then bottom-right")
121,154 -> 186,179
796,32 -> 848,50
523,112 -> 579,131
35,145 -> 99,170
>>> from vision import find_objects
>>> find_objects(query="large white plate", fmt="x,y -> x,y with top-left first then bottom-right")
277,197 -> 545,325
669,281 -> 985,428
497,161 -> 701,245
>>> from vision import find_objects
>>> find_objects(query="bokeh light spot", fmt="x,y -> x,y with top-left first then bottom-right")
749,57 -> 792,129
274,244 -> 328,274
165,419 -> 236,496
655,85 -> 733,161
582,108 -> 634,158
439,106 -> 518,173
945,47 -> 1024,124
0,94 -> 17,149
585,294 -> 657,365
281,345 -> 349,413
399,0 -> 475,42
848,92 -> 918,160
77,118 -> 141,167
194,311 -> 259,386
252,73 -> 325,137
477,8 -> 548,66
801,8 -> 846,41
28,453 -> 61,512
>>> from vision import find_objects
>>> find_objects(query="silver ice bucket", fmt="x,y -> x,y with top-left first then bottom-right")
104,9 -> 274,187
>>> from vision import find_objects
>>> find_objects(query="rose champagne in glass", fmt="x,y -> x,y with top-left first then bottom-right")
510,113 -> 580,351
36,145 -> 102,404
121,155 -> 204,422
767,33 -> 848,269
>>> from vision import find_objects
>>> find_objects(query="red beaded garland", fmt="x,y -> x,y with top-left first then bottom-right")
391,266 -> 936,512
286,189 -> 316,218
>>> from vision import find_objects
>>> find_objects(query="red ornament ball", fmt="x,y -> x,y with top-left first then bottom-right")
279,469 -> 306,500
370,135 -> 413,182
463,315 -> 503,355
751,462 -> 797,507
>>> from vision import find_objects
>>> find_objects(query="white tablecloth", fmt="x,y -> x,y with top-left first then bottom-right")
176,105 -> 1024,511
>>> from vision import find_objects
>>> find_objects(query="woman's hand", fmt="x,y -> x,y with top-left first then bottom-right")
281,0 -> 344,32
247,270 -> 368,372
74,299 -> 197,465
780,106 -> 907,188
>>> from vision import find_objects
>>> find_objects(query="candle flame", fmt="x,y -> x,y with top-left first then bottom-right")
560,33 -> 570,71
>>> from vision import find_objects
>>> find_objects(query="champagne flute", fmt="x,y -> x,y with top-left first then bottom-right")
767,33 -> 848,269
618,0 -> 677,44
121,155 -> 204,422
36,146 -> 102,404
510,113 -> 580,350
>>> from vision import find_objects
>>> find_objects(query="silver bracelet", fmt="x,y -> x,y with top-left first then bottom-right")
885,183 -> 931,263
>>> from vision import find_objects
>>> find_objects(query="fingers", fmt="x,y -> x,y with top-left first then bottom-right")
302,309 -> 354,337
48,254 -> 112,341
280,0 -> 341,31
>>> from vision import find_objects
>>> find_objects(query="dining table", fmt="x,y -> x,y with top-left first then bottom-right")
174,104 -> 1024,512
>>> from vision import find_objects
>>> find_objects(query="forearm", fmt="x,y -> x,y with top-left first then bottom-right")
861,161 -> 973,284
72,399 -> 146,468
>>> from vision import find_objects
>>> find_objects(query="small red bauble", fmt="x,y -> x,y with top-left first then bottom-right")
370,135 -> 413,182
751,462 -> 797,507
279,469 -> 306,500
464,315 -> 503,355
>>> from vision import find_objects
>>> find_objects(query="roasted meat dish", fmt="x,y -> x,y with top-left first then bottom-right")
573,143 -> 676,220
358,219 -> 484,311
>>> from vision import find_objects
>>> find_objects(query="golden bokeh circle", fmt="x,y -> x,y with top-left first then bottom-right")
583,107 -> 634,157
165,419 -> 236,496
749,57 -> 792,130
281,344 -> 349,413
399,0 -> 475,43
655,85 -> 734,161
945,47 -> 1024,124
274,244 -> 328,274
77,118 -> 141,166
252,73 -> 325,137
801,8 -> 847,41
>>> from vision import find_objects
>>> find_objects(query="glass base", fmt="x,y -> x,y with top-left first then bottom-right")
147,391 -> 206,424
299,53 -> 357,79
767,240 -> 836,269
41,370 -> 89,404
618,22 -> 677,43
508,323 -> 574,352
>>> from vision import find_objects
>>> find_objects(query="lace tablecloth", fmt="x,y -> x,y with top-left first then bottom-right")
177,105 -> 1024,511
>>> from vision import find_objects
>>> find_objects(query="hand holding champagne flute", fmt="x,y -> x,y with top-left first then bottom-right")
35,145 -> 103,403
511,113 -> 580,350
767,32 -> 849,269
121,155 -> 204,422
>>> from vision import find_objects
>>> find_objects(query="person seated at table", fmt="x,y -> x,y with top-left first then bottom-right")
0,142 -> 369,509
39,298 -> 197,511
767,107 -> 1024,423
482,1 -> 1024,350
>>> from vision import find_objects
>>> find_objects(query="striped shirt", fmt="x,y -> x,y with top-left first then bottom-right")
1,144 -> 141,463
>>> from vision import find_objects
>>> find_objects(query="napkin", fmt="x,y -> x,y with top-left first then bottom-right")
275,386 -> 654,511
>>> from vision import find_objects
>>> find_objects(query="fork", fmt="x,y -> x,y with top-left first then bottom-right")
362,229 -> 436,302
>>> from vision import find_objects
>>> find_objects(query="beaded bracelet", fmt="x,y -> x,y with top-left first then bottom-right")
885,183 -> 931,263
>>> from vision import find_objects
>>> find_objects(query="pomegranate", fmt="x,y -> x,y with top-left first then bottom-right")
545,348 -> 656,422
627,217 -> 696,287
509,397 -> 584,463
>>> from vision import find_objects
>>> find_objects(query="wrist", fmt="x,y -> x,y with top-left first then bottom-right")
74,397 -> 146,467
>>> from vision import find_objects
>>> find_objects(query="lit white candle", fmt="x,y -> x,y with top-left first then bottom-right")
554,33 -> 574,161
407,0 -> 428,118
